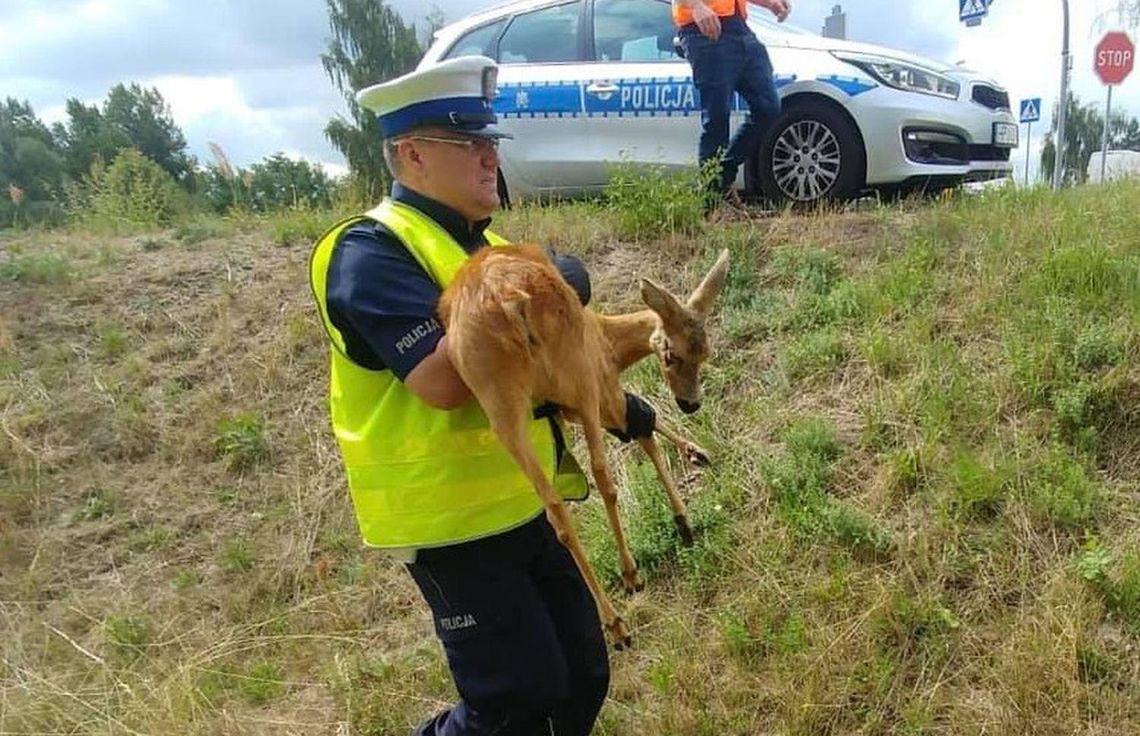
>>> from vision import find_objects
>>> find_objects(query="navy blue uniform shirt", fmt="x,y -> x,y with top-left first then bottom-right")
326,183 -> 590,379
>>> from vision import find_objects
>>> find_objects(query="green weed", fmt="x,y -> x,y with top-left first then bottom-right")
220,540 -> 255,573
603,158 -> 718,241
214,413 -> 270,469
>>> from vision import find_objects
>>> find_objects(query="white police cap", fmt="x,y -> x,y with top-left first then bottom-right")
356,55 -> 512,140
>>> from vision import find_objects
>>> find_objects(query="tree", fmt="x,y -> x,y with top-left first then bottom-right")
1118,1 -> 1139,25
247,154 -> 333,211
198,153 -> 334,214
56,84 -> 193,185
1040,96 -> 1140,184
321,0 -> 423,203
55,99 -> 130,181
421,5 -> 447,49
0,99 -> 64,202
103,84 -> 194,184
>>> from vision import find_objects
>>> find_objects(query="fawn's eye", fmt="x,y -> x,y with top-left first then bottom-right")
663,348 -> 680,367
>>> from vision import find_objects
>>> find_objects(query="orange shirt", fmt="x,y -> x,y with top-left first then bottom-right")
673,0 -> 748,27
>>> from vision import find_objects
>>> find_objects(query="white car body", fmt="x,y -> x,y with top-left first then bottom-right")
420,0 -> 1017,204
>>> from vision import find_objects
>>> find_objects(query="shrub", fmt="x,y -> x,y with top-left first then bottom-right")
271,207 -> 330,247
0,251 -> 73,283
604,157 -> 718,241
89,148 -> 185,227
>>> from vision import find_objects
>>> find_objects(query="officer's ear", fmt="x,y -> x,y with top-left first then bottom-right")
394,136 -> 426,173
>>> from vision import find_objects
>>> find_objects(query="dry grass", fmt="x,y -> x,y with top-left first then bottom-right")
3,185 -> 1140,734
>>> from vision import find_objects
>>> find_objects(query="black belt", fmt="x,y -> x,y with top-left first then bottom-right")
532,402 -> 568,465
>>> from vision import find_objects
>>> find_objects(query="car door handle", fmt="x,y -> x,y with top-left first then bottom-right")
586,82 -> 619,95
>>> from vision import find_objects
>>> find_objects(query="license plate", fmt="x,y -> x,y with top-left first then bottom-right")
993,122 -> 1018,147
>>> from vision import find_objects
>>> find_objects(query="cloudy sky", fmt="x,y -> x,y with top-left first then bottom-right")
2,0 -> 1136,183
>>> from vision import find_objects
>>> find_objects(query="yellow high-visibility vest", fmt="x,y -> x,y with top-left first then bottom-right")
309,199 -> 587,548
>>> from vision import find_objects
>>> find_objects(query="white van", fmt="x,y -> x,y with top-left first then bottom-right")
1087,149 -> 1140,183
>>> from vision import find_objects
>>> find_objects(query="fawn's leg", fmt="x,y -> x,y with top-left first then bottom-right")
654,418 -> 711,467
579,403 -> 642,595
637,435 -> 695,547
482,392 -> 632,650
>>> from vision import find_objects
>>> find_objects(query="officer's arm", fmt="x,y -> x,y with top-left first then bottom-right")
404,335 -> 472,410
546,248 -> 592,306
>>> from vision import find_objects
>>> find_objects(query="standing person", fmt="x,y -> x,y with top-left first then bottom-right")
309,55 -> 654,736
673,0 -> 791,210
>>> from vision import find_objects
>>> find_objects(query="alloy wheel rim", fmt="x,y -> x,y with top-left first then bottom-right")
771,120 -> 841,201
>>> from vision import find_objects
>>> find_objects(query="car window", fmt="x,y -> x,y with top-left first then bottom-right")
443,19 -> 507,60
498,2 -> 581,64
593,0 -> 680,62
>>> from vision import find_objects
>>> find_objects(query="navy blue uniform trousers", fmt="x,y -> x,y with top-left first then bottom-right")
408,514 -> 610,735
679,15 -> 782,190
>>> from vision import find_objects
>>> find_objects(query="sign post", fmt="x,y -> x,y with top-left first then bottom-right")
1094,32 -> 1135,183
1019,98 -> 1041,186
1052,0 -> 1071,190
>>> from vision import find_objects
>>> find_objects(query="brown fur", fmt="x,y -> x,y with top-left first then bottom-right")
439,244 -> 729,648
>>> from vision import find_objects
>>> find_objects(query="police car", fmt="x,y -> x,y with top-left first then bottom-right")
419,0 -> 1018,205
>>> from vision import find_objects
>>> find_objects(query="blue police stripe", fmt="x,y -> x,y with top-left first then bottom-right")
494,74 -> 799,119
816,75 -> 877,96
380,96 -> 494,137
496,82 -> 580,118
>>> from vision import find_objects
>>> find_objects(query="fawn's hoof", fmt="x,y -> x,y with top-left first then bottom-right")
684,443 -> 711,467
622,570 -> 644,595
608,617 -> 632,650
675,515 -> 695,547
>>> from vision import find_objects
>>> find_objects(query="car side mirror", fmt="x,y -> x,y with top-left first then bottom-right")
670,34 -> 684,59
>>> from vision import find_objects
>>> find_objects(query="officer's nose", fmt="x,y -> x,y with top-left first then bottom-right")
676,398 -> 700,414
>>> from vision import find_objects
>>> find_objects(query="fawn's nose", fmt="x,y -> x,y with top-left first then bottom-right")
676,398 -> 700,414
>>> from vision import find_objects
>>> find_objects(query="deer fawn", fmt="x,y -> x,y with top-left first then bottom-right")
439,245 -> 729,648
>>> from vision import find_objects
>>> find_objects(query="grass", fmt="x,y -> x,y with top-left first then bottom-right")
2,180 -> 1140,734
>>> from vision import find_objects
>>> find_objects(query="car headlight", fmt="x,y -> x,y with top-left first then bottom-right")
832,52 -> 961,100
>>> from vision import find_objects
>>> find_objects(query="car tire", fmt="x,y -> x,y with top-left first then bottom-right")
753,100 -> 865,205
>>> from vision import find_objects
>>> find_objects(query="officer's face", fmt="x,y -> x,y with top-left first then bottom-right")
401,127 -> 501,222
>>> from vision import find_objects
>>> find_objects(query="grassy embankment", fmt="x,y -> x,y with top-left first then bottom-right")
2,180 -> 1139,734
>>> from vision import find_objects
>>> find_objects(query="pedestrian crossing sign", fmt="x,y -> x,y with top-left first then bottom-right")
959,0 -> 989,23
1019,98 -> 1041,123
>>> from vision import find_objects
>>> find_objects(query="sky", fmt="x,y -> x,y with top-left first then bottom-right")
1,0 -> 1136,183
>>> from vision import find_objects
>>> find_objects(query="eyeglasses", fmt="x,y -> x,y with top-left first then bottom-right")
404,135 -> 500,153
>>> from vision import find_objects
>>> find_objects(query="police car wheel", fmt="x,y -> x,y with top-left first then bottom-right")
755,101 -> 865,204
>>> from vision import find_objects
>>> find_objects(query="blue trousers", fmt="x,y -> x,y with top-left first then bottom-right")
679,16 -> 782,190
408,515 -> 610,736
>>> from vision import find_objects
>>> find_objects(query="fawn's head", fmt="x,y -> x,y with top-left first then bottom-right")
640,248 -> 730,414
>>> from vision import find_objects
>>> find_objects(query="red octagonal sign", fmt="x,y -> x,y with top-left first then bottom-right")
1095,31 -> 1135,86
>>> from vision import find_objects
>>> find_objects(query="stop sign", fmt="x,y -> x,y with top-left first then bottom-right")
1095,32 -> 1135,86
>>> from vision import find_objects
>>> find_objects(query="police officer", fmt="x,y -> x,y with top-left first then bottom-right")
309,56 -> 655,735
673,0 -> 791,209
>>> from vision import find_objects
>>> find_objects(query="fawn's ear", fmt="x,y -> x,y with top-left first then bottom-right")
640,278 -> 685,323
686,248 -> 730,316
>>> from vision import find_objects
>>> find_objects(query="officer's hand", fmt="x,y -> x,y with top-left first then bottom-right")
692,2 -> 722,40
551,252 -> 592,306
606,392 -> 657,443
766,0 -> 791,22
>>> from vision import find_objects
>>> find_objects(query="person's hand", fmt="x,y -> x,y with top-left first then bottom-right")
765,0 -> 790,22
606,393 -> 657,443
691,2 -> 722,40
